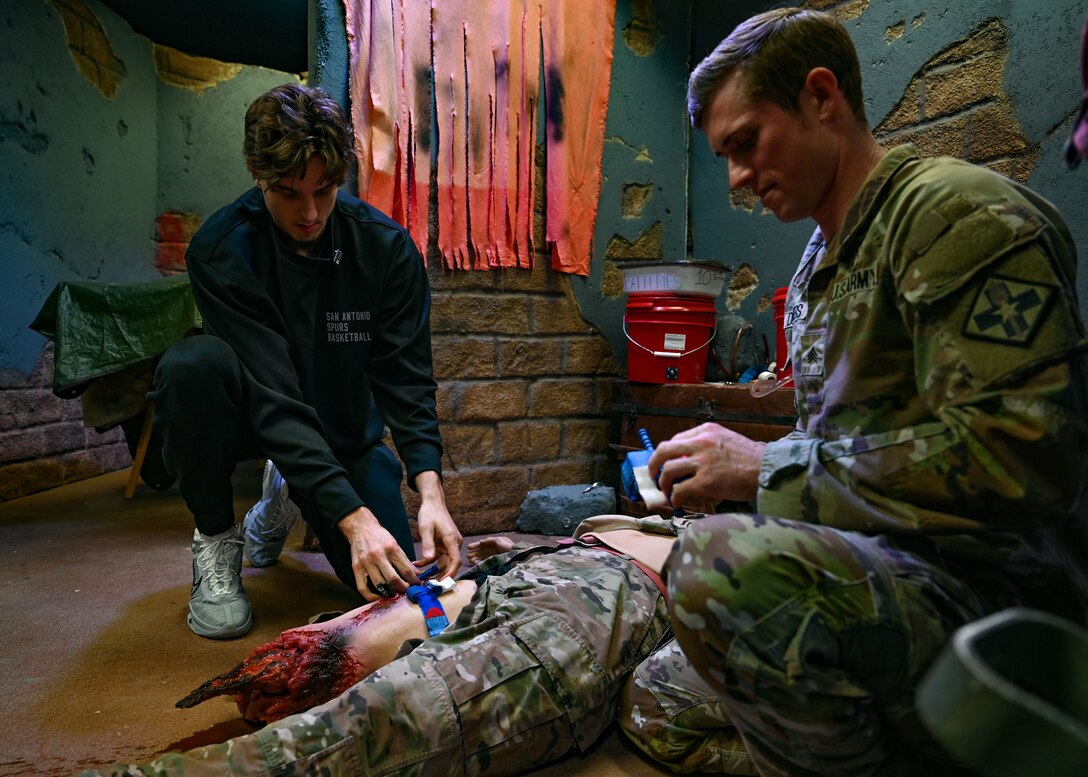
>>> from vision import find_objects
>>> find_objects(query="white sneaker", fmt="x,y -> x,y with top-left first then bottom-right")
188,524 -> 251,639
242,460 -> 301,567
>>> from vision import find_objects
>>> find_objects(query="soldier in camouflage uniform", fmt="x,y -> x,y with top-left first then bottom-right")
77,518 -> 679,777
622,7 -> 1088,777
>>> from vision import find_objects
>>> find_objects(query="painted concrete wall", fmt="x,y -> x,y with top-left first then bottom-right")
156,65 -> 290,220
1013,1 -> 1088,306
2,0 -> 292,375
1,0 -> 159,374
308,0 -> 354,190
571,0 -> 694,366
686,0 -> 1088,364
687,0 -> 814,370
309,0 -> 350,123
0,0 -> 297,501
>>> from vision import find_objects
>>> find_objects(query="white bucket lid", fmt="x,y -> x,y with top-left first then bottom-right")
620,261 -> 727,298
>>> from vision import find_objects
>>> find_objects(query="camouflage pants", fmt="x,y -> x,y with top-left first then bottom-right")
621,637 -> 757,775
78,547 -> 670,777
627,513 -> 1014,777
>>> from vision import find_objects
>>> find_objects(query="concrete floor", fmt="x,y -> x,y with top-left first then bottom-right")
0,465 -> 678,777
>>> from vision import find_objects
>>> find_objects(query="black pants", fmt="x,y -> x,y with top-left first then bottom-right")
148,335 -> 414,594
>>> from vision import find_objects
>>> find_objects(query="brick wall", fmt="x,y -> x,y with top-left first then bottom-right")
0,211 -> 197,504
873,18 -> 1037,182
0,344 -> 129,502
406,263 -> 621,535
154,210 -> 202,274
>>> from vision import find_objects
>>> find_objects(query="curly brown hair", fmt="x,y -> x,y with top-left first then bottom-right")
243,83 -> 353,185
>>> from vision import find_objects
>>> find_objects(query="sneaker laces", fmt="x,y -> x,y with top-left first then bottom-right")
197,535 -> 243,596
255,496 -> 298,539
252,464 -> 299,539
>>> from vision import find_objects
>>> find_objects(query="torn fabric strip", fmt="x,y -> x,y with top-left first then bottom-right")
344,0 -> 615,275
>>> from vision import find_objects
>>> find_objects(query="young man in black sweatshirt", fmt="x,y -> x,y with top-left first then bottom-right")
150,83 -> 462,639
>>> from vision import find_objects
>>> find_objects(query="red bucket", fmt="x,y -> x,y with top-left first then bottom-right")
624,294 -> 717,384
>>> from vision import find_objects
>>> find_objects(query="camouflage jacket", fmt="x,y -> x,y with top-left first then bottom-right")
758,145 -> 1088,553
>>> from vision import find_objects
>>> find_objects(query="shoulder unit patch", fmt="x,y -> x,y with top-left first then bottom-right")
962,273 -> 1056,347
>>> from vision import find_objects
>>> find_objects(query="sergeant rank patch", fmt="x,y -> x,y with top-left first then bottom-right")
962,273 -> 1055,347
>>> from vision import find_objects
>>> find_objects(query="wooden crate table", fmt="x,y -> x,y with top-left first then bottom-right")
613,381 -> 798,516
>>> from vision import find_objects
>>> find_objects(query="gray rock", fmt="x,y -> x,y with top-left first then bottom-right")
516,483 -> 616,536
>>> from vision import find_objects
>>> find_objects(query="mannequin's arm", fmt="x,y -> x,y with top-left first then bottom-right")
177,580 -> 478,724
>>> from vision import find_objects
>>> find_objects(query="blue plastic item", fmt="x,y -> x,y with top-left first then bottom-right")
621,428 -> 655,501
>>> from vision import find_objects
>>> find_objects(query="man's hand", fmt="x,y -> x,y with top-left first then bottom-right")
413,471 -> 463,580
338,506 -> 420,602
648,423 -> 766,509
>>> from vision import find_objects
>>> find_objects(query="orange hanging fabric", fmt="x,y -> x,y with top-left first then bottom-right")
402,0 -> 432,256
432,1 -> 471,269
541,0 -> 615,275
369,0 -> 401,221
507,0 -> 540,269
343,0 -> 615,275
488,6 -> 513,268
464,2 -> 507,268
345,0 -> 401,220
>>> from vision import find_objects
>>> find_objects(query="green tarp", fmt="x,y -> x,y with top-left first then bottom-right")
30,275 -> 202,394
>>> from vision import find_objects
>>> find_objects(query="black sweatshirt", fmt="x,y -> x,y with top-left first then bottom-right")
185,186 -> 443,531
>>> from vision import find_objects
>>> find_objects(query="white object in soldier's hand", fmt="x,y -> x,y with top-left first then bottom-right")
633,465 -> 669,510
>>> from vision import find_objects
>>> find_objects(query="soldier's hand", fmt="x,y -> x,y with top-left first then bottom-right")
648,423 -> 765,508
